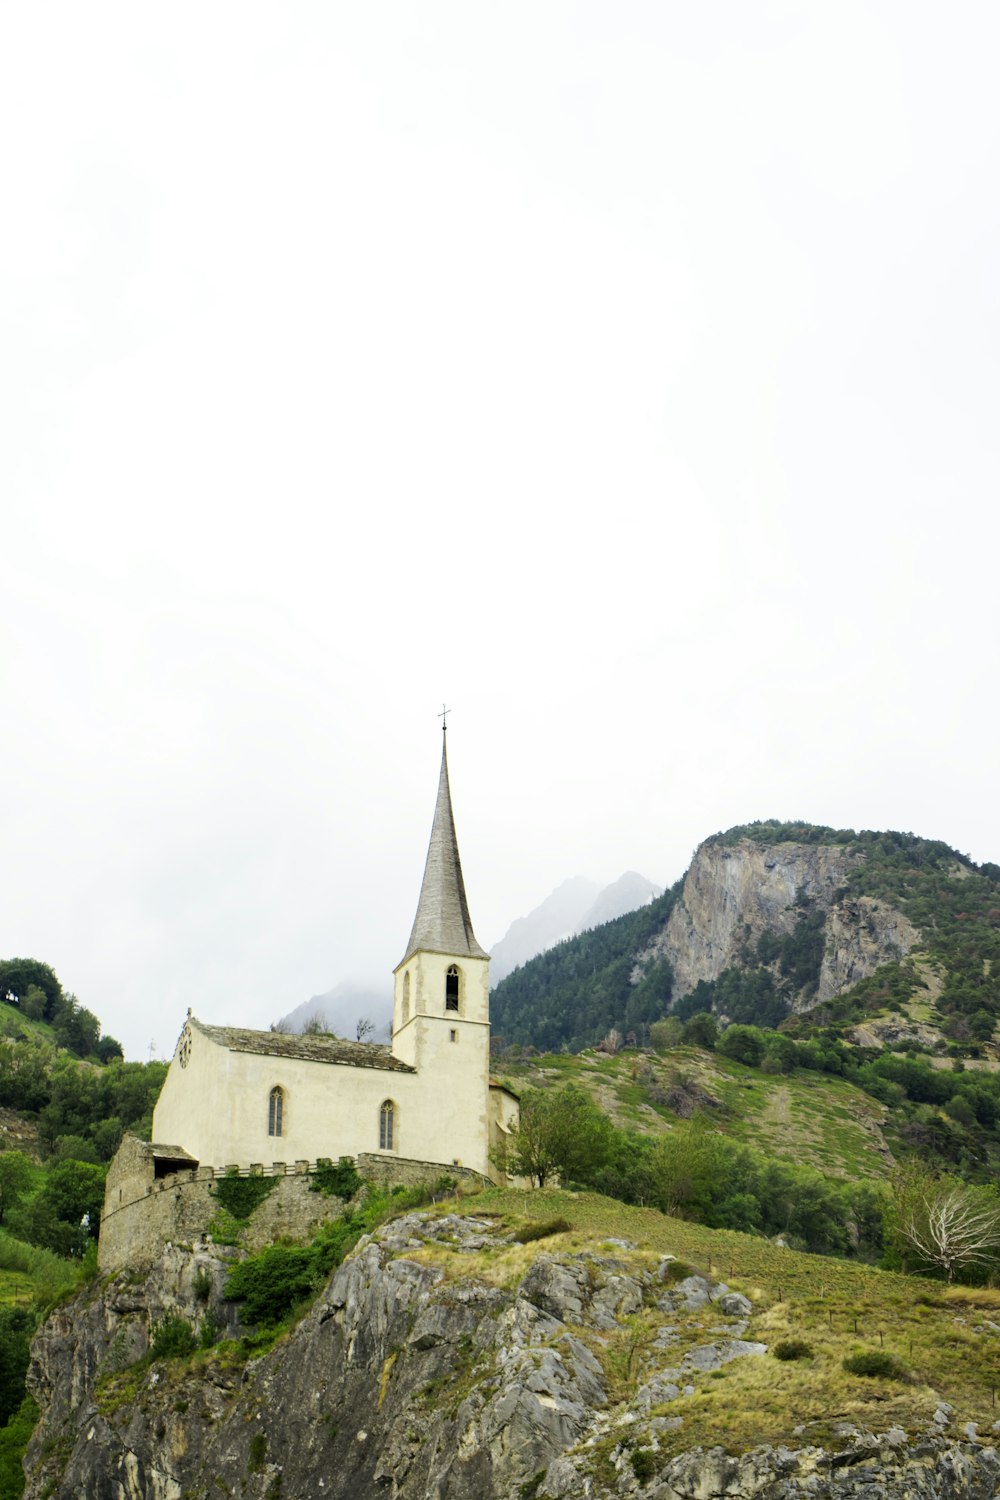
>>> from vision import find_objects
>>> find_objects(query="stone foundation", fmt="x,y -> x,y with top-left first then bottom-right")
98,1135 -> 490,1272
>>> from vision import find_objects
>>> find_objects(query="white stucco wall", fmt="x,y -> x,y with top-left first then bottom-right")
152,979 -> 498,1177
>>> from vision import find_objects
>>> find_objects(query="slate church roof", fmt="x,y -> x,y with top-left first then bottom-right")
400,733 -> 488,967
193,1019 -> 415,1072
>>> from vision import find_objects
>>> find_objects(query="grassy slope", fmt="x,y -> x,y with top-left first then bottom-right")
0,1234 -> 81,1309
414,1186 -> 1000,1459
0,1005 -> 59,1049
498,1046 -> 892,1180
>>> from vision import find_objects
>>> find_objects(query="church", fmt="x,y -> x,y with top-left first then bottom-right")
147,731 -> 518,1182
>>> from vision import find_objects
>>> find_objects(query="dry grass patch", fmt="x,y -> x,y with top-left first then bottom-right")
468,1190 -> 1000,1451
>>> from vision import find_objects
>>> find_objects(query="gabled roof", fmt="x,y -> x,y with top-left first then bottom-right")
400,733 -> 487,967
191,1018 -> 415,1073
151,1144 -> 198,1162
489,1078 -> 520,1099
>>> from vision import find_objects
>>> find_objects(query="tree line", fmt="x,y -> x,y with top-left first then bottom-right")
0,958 -> 122,1062
495,1083 -> 1000,1283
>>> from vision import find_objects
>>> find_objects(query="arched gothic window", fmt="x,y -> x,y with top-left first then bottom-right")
446,965 -> 460,1012
268,1086 -> 284,1138
402,970 -> 411,1022
379,1099 -> 396,1151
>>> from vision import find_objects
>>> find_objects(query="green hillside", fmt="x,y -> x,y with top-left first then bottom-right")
0,957 -> 169,1498
502,1045 -> 891,1183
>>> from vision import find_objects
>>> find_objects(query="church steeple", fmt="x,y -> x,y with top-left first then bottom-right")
401,731 -> 487,966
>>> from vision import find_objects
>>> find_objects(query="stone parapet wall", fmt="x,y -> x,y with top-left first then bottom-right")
357,1154 -> 488,1192
98,1163 -> 341,1273
99,1143 -> 490,1272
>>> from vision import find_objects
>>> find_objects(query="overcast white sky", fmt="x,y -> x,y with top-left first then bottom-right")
3,3 -> 998,1060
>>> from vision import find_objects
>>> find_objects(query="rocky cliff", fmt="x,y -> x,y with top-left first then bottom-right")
637,839 -> 919,1012
23,1210 -> 1000,1500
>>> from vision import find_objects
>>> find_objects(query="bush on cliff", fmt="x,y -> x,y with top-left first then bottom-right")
223,1182 -> 438,1329
223,1245 -> 317,1326
309,1156 -> 362,1200
150,1315 -> 197,1360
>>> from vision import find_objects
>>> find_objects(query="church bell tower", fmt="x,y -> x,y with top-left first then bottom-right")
391,727 -> 491,1169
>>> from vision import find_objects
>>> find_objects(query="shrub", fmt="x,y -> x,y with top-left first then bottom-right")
650,1018 -> 683,1052
657,1259 -> 695,1283
773,1339 -> 813,1362
310,1157 -> 362,1201
223,1245 -> 317,1327
213,1170 -> 278,1221
248,1433 -> 268,1472
150,1315 -> 196,1360
842,1351 -> 909,1380
512,1217 -> 572,1244
630,1449 -> 658,1482
224,1183 -> 439,1329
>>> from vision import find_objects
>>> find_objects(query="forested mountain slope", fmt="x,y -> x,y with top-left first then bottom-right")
491,823 -> 1000,1055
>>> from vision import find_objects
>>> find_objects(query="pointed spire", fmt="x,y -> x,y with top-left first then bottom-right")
401,732 -> 487,965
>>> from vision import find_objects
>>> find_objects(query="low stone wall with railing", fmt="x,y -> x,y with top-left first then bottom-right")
98,1148 -> 489,1273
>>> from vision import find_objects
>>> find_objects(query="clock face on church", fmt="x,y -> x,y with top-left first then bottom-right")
177,1025 -> 192,1069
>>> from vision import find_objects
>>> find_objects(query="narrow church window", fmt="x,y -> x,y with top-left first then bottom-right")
446,965 -> 460,1012
268,1086 -> 284,1138
449,1029 -> 458,1043
402,970 -> 411,1022
379,1099 -> 395,1151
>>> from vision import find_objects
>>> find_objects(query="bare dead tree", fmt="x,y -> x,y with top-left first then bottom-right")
356,1017 -> 376,1043
302,1011 -> 330,1036
901,1185 -> 1000,1282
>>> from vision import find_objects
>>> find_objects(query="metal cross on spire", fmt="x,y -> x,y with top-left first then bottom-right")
438,702 -> 451,732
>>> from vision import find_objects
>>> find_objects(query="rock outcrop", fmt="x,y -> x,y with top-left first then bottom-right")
636,839 -> 918,1011
23,1213 -> 1000,1500
816,896 -> 920,1005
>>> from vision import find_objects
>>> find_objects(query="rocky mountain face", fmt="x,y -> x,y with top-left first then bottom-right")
638,838 -> 919,1013
490,873 -> 662,985
24,1211 -> 1000,1500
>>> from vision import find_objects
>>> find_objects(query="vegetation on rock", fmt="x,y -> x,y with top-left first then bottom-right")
491,824 -> 1000,1056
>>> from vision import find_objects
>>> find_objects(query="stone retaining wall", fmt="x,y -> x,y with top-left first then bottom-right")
98,1137 -> 490,1272
357,1153 -> 487,1193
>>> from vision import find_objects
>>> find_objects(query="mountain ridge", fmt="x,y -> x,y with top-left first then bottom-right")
489,871 -> 661,985
491,821 -> 1000,1056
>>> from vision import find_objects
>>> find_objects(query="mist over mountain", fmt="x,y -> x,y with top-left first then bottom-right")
281,872 -> 664,1032
276,980 -> 392,1040
489,872 -> 661,985
578,870 -> 663,932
